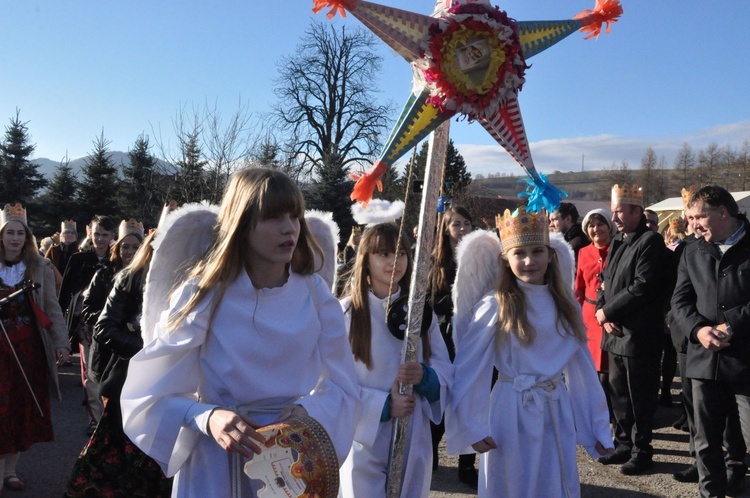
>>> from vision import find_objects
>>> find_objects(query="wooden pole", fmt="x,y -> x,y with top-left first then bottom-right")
386,120 -> 450,497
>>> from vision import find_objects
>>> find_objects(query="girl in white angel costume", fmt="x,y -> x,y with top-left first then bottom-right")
338,202 -> 452,498
446,206 -> 613,498
120,168 -> 360,498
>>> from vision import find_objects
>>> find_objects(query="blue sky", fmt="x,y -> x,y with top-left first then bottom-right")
2,1 -> 749,179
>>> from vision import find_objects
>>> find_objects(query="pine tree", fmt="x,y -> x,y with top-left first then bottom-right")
0,109 -> 48,203
173,132 -> 208,203
120,135 -> 161,226
46,156 -> 80,220
77,131 -> 120,220
305,155 -> 355,245
443,139 -> 472,198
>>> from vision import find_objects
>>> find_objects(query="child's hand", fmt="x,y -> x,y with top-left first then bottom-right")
208,408 -> 266,459
397,362 -> 424,386
595,442 -> 614,456
389,379 -> 416,418
471,436 -> 497,453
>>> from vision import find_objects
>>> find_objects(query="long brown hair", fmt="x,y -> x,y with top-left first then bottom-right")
429,205 -> 473,301
345,223 -> 431,369
109,232 -> 145,272
0,221 -> 40,277
167,168 -> 322,330
495,247 -> 586,345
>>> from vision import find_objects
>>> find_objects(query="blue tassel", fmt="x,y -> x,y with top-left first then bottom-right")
518,173 -> 568,213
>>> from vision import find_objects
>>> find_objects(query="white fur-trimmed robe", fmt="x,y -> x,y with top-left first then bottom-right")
338,290 -> 453,498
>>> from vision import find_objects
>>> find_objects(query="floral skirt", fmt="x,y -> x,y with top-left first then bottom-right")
66,398 -> 172,498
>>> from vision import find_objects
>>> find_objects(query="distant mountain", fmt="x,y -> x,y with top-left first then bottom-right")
32,152 -> 131,180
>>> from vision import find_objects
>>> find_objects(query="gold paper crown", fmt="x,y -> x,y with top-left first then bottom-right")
611,183 -> 643,207
1,203 -> 28,227
669,218 -> 685,232
495,206 -> 549,251
61,219 -> 77,232
157,201 -> 179,228
681,186 -> 696,210
351,226 -> 362,236
119,218 -> 145,239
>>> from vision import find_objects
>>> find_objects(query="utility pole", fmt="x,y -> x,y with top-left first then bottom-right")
581,153 -> 585,172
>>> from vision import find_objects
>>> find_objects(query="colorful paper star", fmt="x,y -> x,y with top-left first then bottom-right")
313,0 -> 622,211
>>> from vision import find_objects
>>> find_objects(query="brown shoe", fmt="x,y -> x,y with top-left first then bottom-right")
3,475 -> 25,491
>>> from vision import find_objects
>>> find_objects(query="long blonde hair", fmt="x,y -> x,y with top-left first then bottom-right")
345,223 -> 431,369
167,168 -> 322,330
495,247 -> 586,345
120,231 -> 156,291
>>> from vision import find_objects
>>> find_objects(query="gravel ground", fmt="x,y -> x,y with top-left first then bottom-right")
430,383 -> 750,498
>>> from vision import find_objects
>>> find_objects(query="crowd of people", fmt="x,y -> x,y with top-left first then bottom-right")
0,168 -> 748,498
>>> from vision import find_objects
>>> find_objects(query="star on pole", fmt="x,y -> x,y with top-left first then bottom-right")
313,0 -> 622,211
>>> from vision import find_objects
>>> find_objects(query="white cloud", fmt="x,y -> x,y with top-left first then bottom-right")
457,120 -> 750,178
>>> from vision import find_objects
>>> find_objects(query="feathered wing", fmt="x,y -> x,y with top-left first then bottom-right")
451,230 -> 502,349
305,210 -> 340,292
549,231 -> 575,289
140,202 -> 220,345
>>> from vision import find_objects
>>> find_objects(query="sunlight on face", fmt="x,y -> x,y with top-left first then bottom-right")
504,244 -> 552,285
368,248 -> 408,299
119,235 -> 142,267
445,214 -> 472,245
2,221 -> 27,261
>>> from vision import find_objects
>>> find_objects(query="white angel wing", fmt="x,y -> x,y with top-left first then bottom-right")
140,202 -> 220,345
451,229 -> 502,349
305,210 -> 340,292
549,231 -> 575,289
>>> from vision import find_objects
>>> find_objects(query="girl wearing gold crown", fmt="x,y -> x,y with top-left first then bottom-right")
338,204 -> 452,498
445,206 -> 613,497
0,203 -> 70,493
119,169 -> 360,497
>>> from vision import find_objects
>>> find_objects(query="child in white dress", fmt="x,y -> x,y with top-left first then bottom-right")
446,206 -> 613,498
120,169 -> 360,498
339,221 -> 452,498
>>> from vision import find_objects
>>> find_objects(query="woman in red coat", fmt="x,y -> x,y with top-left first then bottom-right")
575,209 -> 616,419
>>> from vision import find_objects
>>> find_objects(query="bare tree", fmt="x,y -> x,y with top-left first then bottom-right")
271,22 -> 392,176
697,141 -> 721,185
673,142 -> 696,187
740,139 -> 750,191
638,147 -> 660,205
606,160 -> 633,188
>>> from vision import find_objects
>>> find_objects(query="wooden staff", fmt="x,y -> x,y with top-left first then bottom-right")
386,120 -> 450,497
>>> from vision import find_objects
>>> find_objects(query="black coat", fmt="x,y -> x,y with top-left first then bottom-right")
564,223 -> 590,261
81,265 -> 118,383
671,218 -> 750,382
94,269 -> 145,400
598,217 -> 667,356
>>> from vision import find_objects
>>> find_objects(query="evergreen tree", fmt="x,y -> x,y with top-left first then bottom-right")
120,135 -> 161,226
77,131 -> 120,220
173,132 -> 208,203
0,109 -> 48,203
443,139 -> 472,198
305,154 -> 355,245
45,156 -> 81,220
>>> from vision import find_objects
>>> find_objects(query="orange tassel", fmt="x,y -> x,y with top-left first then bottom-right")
350,161 -> 387,207
573,0 -> 623,40
312,0 -> 357,19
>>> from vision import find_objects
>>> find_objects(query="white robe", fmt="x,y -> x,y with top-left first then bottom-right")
446,281 -> 612,498
120,270 -> 361,498
338,290 -> 453,498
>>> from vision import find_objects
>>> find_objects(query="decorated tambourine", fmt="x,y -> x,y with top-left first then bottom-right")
244,416 -> 339,498
386,294 -> 433,341
313,0 -> 622,213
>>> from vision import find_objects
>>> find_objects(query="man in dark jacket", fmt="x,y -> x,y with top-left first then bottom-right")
595,183 -> 666,475
58,214 -> 115,434
549,202 -> 589,261
672,185 -> 750,497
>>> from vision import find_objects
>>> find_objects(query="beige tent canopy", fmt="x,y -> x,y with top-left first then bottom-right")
647,191 -> 750,232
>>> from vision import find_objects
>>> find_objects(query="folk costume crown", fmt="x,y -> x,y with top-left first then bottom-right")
681,186 -> 697,211
119,218 -> 145,239
669,217 -> 685,232
1,203 -> 28,228
611,183 -> 643,207
157,201 -> 179,228
61,219 -> 77,233
496,206 -> 549,251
